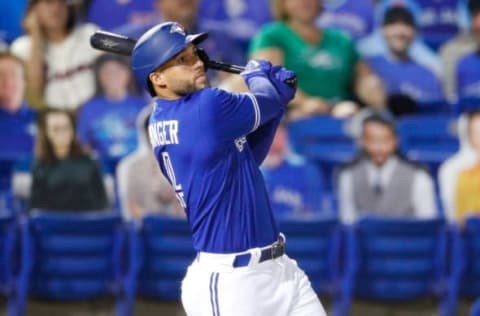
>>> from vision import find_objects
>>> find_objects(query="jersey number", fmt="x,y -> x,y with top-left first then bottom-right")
162,152 -> 187,208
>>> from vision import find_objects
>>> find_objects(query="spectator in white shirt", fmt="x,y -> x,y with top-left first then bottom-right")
10,0 -> 101,110
338,113 -> 437,223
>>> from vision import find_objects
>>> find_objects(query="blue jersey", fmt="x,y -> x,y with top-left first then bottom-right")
77,95 -> 146,160
456,52 -> 480,100
367,55 -> 444,105
316,0 -> 375,41
261,157 -> 324,218
87,0 -> 156,31
0,104 -> 36,158
148,86 -> 285,253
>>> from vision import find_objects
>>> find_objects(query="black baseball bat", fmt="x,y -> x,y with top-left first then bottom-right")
90,30 -> 245,74
90,30 -> 296,86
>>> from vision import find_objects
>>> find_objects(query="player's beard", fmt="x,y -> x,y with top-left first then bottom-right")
173,75 -> 210,96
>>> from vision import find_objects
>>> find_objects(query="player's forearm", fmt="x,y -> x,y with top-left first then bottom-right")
246,76 -> 288,125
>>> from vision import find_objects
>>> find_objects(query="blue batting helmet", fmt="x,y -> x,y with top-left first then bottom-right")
131,21 -> 208,95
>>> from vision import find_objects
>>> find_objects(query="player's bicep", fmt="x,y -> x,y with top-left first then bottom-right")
203,90 -> 261,141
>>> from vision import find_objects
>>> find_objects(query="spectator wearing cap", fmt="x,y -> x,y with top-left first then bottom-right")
365,6 -> 445,114
439,0 -> 479,103
357,4 -> 440,77
338,113 -> 437,224
455,0 -> 480,103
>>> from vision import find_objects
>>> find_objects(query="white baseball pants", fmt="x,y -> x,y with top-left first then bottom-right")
181,250 -> 326,316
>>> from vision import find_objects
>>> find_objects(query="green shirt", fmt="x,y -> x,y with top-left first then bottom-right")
249,22 -> 359,101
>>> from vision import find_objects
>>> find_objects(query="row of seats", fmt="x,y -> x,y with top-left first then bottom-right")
288,114 -> 460,192
0,211 -> 479,316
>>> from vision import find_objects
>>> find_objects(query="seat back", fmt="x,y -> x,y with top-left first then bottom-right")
137,215 -> 195,300
398,115 -> 459,174
279,217 -> 341,295
27,211 -> 126,300
287,116 -> 356,190
347,217 -> 447,301
0,213 -> 15,294
457,217 -> 480,298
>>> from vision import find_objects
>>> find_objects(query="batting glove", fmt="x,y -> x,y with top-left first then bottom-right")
269,65 -> 297,104
240,59 -> 272,83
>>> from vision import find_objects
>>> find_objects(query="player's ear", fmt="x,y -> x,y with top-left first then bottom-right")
149,71 -> 167,87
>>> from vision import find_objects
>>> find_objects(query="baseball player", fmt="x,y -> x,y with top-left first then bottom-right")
131,22 -> 326,316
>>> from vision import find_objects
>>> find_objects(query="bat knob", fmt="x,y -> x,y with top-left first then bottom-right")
284,77 -> 297,88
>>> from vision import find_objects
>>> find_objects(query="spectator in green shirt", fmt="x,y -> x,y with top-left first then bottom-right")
248,0 -> 385,120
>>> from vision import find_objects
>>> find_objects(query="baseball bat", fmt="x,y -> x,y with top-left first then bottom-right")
90,31 -> 296,86
90,30 -> 245,74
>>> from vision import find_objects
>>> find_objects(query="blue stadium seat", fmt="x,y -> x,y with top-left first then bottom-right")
448,217 -> 480,315
471,297 -> 480,316
0,212 -> 21,316
134,215 -> 195,301
287,116 -> 356,190
398,114 -> 459,176
342,217 -> 449,315
18,211 -> 134,316
278,217 -> 345,315
0,127 -> 34,193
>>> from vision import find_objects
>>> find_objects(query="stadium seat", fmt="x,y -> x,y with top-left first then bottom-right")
0,212 -> 21,316
397,114 -> 459,176
278,217 -> 345,315
133,215 -> 195,301
471,297 -> 480,316
342,217 -> 449,315
448,217 -> 480,315
18,210 -> 134,316
287,116 -> 356,190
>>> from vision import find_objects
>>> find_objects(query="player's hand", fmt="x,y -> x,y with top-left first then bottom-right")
269,65 -> 297,104
240,59 -> 272,82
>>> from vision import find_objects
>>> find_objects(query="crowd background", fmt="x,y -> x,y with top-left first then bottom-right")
1,0 -> 480,315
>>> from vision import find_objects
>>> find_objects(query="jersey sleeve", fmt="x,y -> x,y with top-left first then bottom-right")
199,88 -> 283,142
246,116 -> 282,165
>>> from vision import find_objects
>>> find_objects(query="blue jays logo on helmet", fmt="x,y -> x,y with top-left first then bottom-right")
170,23 -> 186,36
131,21 -> 208,96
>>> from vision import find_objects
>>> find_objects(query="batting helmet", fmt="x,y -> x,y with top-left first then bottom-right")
131,21 -> 208,95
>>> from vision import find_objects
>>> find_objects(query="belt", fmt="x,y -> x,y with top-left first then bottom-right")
232,235 -> 286,268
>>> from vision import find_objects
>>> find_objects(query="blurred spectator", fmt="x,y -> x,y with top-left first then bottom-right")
454,111 -> 480,222
366,6 -> 445,110
29,109 -> 108,211
0,0 -> 27,43
316,0 -> 376,41
455,1 -> 480,102
247,0 -> 382,119
77,54 -> 146,173
86,0 -> 156,31
376,0 -> 466,51
0,52 -> 37,198
198,0 -> 273,58
357,2 -> 441,76
261,123 -> 325,218
439,111 -> 479,222
338,113 -> 437,223
10,0 -> 101,110
113,0 -> 245,85
0,52 -> 37,157
439,0 -> 478,102
116,106 -> 183,221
